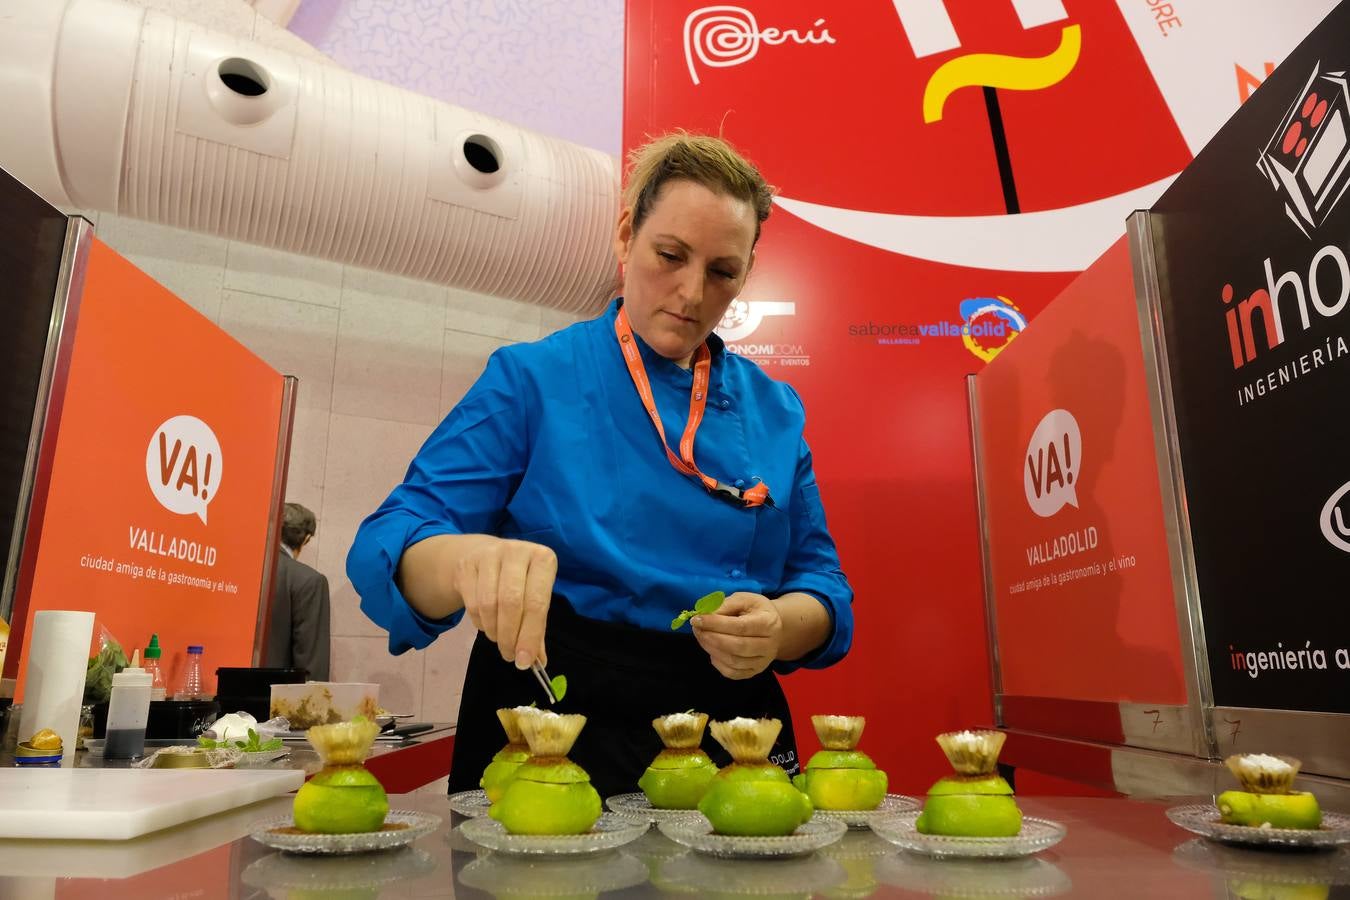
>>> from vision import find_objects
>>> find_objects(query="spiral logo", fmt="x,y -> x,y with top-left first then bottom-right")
684,6 -> 761,86
720,299 -> 751,331
715,300 -> 795,342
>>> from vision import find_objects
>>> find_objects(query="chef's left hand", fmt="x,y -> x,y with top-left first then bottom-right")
692,592 -> 782,680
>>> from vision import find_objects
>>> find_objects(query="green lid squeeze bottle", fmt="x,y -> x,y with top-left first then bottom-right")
143,634 -> 166,701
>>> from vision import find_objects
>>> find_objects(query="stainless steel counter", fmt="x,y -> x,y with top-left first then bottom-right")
2,793 -> 1348,898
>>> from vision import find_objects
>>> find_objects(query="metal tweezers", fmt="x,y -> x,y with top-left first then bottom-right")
530,660 -> 558,705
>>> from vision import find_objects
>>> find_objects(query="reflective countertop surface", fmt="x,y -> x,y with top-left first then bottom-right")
2,793 -> 1348,899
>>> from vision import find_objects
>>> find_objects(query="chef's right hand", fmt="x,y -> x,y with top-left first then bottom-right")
455,537 -> 557,670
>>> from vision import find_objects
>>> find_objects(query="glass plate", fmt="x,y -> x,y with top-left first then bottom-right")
1166,804 -> 1350,849
248,810 -> 441,855
241,847 -> 437,891
871,812 -> 1066,859
812,794 -> 921,829
877,853 -> 1072,897
657,815 -> 847,859
448,789 -> 493,818
657,849 -> 848,895
459,850 -> 649,895
1173,838 -> 1350,885
820,828 -> 905,860
606,791 -> 705,823
457,813 -> 648,856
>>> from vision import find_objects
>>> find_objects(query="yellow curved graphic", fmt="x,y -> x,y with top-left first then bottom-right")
923,24 -> 1082,124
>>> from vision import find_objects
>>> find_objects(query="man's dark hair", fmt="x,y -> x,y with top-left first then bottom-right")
281,502 -> 317,551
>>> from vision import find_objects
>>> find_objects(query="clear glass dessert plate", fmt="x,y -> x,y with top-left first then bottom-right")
606,791 -> 706,823
871,811 -> 1065,859
811,793 -> 921,829
241,847 -> 436,891
459,850 -> 649,895
657,849 -> 848,894
457,813 -> 648,856
1166,804 -> 1350,849
447,788 -> 492,818
248,810 -> 441,855
1173,837 -> 1350,885
657,815 -> 847,859
876,852 -> 1072,896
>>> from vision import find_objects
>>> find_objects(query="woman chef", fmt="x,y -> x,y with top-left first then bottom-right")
348,132 -> 854,797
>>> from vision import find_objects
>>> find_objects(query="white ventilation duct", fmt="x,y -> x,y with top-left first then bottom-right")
2,0 -> 619,313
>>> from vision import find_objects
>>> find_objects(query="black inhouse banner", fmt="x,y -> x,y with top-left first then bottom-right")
1148,2 -> 1350,713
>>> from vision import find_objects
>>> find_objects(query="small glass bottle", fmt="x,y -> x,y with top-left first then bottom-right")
105,651 -> 152,759
174,645 -> 204,701
143,634 -> 167,701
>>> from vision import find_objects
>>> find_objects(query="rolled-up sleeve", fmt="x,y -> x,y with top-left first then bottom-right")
346,349 -> 530,654
773,436 -> 854,674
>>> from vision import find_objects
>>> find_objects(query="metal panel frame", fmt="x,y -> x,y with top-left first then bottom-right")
250,374 -> 298,666
1126,209 -> 1216,762
966,373 -> 1003,725
1,216 -> 93,625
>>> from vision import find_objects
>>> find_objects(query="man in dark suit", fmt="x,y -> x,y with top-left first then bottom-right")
264,502 -> 330,680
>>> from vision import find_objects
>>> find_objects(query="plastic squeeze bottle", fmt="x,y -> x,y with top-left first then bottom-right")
105,650 -> 152,759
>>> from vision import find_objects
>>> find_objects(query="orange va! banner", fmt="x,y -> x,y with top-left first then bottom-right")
13,239 -> 285,698
974,237 -> 1185,704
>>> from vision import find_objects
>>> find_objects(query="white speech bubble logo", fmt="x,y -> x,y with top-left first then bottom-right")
1024,409 -> 1082,518
145,416 -> 223,525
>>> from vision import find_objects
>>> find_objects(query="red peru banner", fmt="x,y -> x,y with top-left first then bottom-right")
625,0 -> 1335,787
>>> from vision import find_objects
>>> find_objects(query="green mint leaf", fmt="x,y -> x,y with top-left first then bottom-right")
694,591 -> 725,614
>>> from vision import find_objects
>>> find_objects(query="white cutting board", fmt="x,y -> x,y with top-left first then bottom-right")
0,768 -> 304,840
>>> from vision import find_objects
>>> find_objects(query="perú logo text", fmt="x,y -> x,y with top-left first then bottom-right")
683,6 -> 835,86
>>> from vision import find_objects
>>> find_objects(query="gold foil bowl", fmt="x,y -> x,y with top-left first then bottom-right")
518,711 -> 587,757
653,712 -> 709,749
935,730 -> 1006,776
709,718 -> 781,764
811,715 -> 865,751
1225,753 -> 1302,795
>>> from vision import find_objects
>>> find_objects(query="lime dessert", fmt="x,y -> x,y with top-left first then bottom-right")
1218,753 -> 1321,830
915,729 -> 1021,837
293,717 -> 389,834
490,711 -> 602,835
698,717 -> 813,836
793,715 -> 888,811
638,711 -> 719,809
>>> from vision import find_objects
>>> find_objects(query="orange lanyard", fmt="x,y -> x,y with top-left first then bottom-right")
614,305 -> 772,509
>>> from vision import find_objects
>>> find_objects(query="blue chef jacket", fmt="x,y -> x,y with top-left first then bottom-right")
347,299 -> 854,673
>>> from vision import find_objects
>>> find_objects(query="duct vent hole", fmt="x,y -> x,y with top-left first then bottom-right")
464,135 -> 501,174
219,58 -> 270,96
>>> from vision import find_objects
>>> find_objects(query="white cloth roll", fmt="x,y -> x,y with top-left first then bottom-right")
17,610 -> 95,768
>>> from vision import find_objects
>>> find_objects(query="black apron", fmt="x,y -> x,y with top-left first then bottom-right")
447,598 -> 799,798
